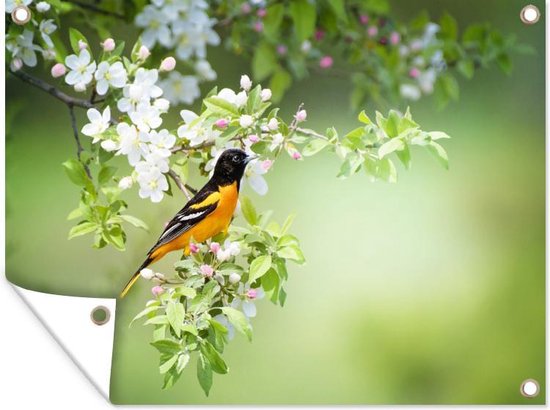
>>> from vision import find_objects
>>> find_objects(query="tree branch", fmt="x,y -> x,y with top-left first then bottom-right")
63,0 -> 126,20
9,69 -> 96,109
167,169 -> 194,200
68,105 -> 92,179
295,127 -> 329,141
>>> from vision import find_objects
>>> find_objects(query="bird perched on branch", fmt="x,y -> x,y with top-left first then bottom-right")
120,148 -> 254,298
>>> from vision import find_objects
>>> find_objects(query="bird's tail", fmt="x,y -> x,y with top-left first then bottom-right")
119,256 -> 153,298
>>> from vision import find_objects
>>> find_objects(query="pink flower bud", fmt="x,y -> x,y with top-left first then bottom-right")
151,285 -> 164,297
253,21 -> 264,32
294,109 -> 307,122
390,32 -> 401,45
314,30 -> 325,41
210,242 -> 221,253
102,38 -> 115,52
160,56 -> 176,72
189,243 -> 199,254
276,44 -> 287,55
261,159 -> 273,171
359,14 -> 369,25
367,26 -> 378,37
246,288 -> 258,299
292,151 -> 303,160
200,264 -> 214,278
241,2 -> 252,14
257,8 -> 267,18
10,58 -> 23,71
409,67 -> 421,79
215,118 -> 229,129
138,45 -> 150,60
248,134 -> 260,143
78,40 -> 88,50
319,55 -> 333,69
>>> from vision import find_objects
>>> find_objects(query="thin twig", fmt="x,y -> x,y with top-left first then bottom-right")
68,105 -> 92,179
10,70 -> 95,109
167,169 -> 192,200
289,102 -> 304,134
63,0 -> 126,20
295,127 -> 329,141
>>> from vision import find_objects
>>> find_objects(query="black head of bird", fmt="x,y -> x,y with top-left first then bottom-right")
213,148 -> 255,184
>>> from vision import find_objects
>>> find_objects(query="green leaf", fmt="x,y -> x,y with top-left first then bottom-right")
204,97 -> 239,116
68,28 -> 88,54
98,166 -> 117,185
263,3 -> 285,40
497,53 -> 512,75
289,0 -> 316,41
428,131 -> 451,140
220,307 -> 252,341
379,158 -> 398,183
144,315 -> 170,326
62,159 -> 91,188
119,214 -> 149,231
252,42 -> 278,81
396,144 -> 412,170
440,12 -> 458,40
358,110 -> 372,125
302,138 -> 330,157
269,69 -> 292,102
427,141 -> 449,169
200,341 -> 228,374
159,354 -> 179,374
457,60 -> 475,79
197,353 -> 213,396
130,305 -> 162,327
384,110 -> 401,138
150,339 -> 181,355
326,0 -> 348,22
68,222 -> 97,239
249,254 -> 272,283
378,138 -> 404,159
240,196 -> 258,225
261,268 -> 280,304
176,353 -> 190,373
277,244 -> 305,264
166,301 -> 185,337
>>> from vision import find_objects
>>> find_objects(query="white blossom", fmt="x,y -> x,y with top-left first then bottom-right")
240,74 -> 252,91
244,159 -> 270,195
148,129 -> 176,157
269,133 -> 284,151
65,49 -> 96,89
6,0 -> 32,13
118,176 -> 134,190
135,5 -> 173,48
94,61 -> 127,95
177,110 -> 219,147
195,60 -> 216,81
39,19 -> 56,48
159,71 -> 200,105
129,102 -> 162,132
6,30 -> 41,67
81,106 -> 110,142
239,115 -> 254,128
116,123 -> 149,166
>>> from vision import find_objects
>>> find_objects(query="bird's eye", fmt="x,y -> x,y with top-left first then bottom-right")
232,155 -> 240,163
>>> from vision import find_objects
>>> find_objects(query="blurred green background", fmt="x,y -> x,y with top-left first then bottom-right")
6,0 -> 545,404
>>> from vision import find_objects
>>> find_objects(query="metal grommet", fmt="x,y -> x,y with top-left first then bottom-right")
90,305 -> 111,326
520,379 -> 540,398
520,5 -> 541,25
11,5 -> 32,25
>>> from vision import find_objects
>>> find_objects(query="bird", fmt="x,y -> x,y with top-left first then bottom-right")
120,148 -> 254,298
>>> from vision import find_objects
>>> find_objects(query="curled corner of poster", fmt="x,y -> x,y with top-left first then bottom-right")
11,284 -> 116,401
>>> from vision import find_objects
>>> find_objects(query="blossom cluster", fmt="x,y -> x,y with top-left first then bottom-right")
5,0 -> 57,71
135,0 -> 220,105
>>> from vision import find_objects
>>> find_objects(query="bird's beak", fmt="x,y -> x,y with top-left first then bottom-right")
245,154 -> 258,164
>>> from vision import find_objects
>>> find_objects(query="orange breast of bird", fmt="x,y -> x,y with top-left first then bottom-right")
150,182 -> 239,261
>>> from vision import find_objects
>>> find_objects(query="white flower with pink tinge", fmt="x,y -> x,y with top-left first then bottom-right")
231,284 -> 265,318
244,159 -> 272,196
